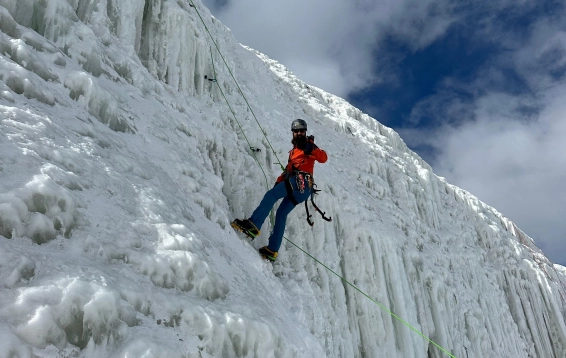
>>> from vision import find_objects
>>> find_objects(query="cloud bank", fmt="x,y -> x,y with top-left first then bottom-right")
403,3 -> 566,264
203,0 -> 456,97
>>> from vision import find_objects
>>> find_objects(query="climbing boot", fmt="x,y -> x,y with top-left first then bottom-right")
259,246 -> 278,261
231,219 -> 260,240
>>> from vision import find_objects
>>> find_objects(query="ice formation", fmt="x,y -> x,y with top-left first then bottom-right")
0,0 -> 565,357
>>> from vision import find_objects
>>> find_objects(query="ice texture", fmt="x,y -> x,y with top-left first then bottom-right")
0,0 -> 565,357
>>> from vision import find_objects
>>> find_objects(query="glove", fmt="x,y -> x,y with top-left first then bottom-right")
304,135 -> 315,155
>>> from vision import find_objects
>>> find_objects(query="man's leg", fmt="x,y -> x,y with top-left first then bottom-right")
267,197 -> 297,252
248,181 -> 287,230
266,178 -> 312,252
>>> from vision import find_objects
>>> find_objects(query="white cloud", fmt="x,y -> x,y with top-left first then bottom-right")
405,86 -> 566,265
406,6 -> 566,264
204,0 -> 456,97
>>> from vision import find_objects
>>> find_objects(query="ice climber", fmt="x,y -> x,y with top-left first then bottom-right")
231,119 -> 328,261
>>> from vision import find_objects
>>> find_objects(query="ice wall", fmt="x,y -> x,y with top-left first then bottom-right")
1,0 -> 566,357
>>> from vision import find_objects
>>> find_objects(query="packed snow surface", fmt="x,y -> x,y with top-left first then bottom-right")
1,0 -> 566,357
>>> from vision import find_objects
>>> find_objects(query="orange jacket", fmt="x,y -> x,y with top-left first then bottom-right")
276,146 -> 327,183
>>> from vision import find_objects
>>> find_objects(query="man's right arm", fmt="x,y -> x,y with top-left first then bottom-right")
313,147 -> 327,163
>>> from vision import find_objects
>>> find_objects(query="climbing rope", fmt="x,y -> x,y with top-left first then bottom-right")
189,0 -> 285,173
188,2 -> 457,357
287,240 -> 457,358
207,46 -> 271,191
206,44 -> 276,225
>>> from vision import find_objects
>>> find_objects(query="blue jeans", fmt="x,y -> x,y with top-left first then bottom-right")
249,176 -> 312,252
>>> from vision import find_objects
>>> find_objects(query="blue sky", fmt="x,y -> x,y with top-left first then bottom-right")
202,0 -> 566,266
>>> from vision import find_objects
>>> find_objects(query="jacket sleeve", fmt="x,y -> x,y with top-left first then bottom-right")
312,147 -> 327,163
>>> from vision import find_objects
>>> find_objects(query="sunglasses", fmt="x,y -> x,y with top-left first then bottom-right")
292,129 -> 306,133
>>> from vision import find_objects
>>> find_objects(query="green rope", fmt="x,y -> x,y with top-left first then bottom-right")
190,2 -> 457,357
285,238 -> 457,358
210,52 -> 270,190
190,0 -> 285,172
208,45 -> 275,224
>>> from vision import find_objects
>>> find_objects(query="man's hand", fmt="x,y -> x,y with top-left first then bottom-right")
304,135 -> 316,155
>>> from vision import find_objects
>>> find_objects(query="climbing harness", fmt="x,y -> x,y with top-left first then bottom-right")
188,2 -> 456,357
282,169 -> 309,206
281,169 -> 332,226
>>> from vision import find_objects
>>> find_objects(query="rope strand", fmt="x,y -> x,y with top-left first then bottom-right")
190,1 -> 285,172
207,45 -> 276,225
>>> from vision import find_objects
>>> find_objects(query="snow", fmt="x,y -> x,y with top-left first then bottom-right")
0,0 -> 565,357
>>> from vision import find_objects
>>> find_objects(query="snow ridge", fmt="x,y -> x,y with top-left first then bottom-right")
1,0 -> 565,357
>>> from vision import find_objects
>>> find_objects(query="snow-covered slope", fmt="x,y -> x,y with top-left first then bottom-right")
1,0 -> 566,357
